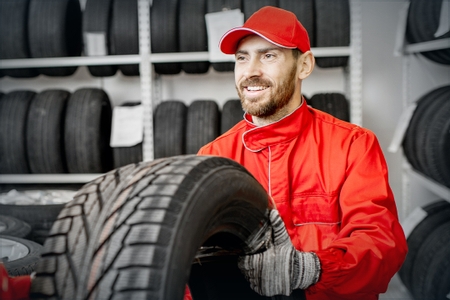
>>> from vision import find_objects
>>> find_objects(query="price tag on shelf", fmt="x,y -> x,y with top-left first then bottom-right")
388,102 -> 417,153
84,32 -> 107,56
110,104 -> 144,147
205,9 -> 244,62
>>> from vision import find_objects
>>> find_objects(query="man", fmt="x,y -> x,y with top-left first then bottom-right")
197,6 -> 408,300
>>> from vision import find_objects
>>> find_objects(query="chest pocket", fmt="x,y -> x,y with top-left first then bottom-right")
291,194 -> 341,226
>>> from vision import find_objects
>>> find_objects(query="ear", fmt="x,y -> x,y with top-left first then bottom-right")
297,51 -> 315,80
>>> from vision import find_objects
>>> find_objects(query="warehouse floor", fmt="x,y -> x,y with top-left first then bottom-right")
380,274 -> 413,300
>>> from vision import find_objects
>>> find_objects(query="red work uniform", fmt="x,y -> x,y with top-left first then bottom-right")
197,100 -> 408,300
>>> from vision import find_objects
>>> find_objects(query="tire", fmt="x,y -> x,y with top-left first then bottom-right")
64,88 -> 113,173
0,235 -> 43,276
112,102 -> 143,168
411,221 -> 450,300
0,215 -> 31,238
28,0 -> 82,76
153,100 -> 187,158
314,0 -> 350,68
279,0 -> 315,47
0,90 -> 36,174
0,203 -> 68,245
186,100 -> 220,154
243,0 -> 279,20
26,90 -> 70,174
398,200 -> 450,291
206,0 -> 242,72
151,0 -> 182,75
83,0 -> 118,77
221,99 -> 243,134
30,155 -> 269,300
309,93 -> 350,122
110,0 -> 139,76
0,0 -> 39,78
179,0 -> 210,74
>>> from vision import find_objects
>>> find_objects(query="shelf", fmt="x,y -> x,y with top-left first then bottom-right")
407,167 -> 450,202
0,47 -> 351,69
404,38 -> 450,54
0,174 -> 103,184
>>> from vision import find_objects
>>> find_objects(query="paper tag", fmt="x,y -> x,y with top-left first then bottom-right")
84,32 -> 107,56
435,0 -> 450,38
205,9 -> 244,62
110,105 -> 144,147
401,206 -> 428,238
388,102 -> 418,153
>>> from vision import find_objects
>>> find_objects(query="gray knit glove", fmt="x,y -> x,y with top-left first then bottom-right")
238,209 -> 321,297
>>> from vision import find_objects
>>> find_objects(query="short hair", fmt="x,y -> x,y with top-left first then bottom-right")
293,48 -> 301,60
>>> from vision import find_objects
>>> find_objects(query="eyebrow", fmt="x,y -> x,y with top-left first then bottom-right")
235,47 -> 282,55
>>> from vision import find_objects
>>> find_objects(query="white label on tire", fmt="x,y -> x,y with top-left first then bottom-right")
401,206 -> 428,238
110,105 -> 144,147
84,32 -> 108,56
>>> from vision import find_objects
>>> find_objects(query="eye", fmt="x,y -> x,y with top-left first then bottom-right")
263,53 -> 276,60
236,55 -> 247,61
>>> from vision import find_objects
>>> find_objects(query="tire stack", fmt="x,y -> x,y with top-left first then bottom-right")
398,200 -> 450,300
402,85 -> 450,188
308,93 -> 350,122
406,0 -> 450,65
0,89 -> 114,174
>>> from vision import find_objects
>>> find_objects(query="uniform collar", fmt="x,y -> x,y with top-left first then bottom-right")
242,100 -> 311,152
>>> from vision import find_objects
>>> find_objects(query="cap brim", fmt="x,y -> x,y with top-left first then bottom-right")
219,27 -> 297,55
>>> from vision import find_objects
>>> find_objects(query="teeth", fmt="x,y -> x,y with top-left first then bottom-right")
247,86 -> 267,91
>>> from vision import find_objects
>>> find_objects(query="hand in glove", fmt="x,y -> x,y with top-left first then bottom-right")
238,209 -> 321,297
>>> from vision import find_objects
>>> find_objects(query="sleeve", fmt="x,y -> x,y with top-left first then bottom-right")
308,130 -> 408,297
0,263 -> 31,300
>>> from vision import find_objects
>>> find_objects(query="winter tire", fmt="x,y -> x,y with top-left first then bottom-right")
179,0 -> 210,74
0,215 -> 31,238
28,0 -> 82,76
64,88 -> 113,173
0,235 -> 43,276
186,100 -> 220,154
30,155 -> 269,300
309,93 -> 350,122
0,90 -> 36,174
153,100 -> 187,158
221,99 -> 243,134
314,0 -> 350,68
0,0 -> 39,78
26,90 -> 70,174
151,0 -> 182,75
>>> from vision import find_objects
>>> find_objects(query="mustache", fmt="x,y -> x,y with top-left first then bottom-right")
240,78 -> 272,88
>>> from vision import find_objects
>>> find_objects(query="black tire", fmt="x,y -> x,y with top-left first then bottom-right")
406,0 -> 450,65
83,0 -> 118,77
0,90 -> 36,174
64,88 -> 113,173
179,0 -> 210,74
28,0 -> 82,76
110,0 -> 139,76
206,0 -> 242,72
30,155 -> 269,300
279,0 -> 315,47
112,102 -> 143,168
402,86 -> 449,172
243,0 -> 279,20
221,99 -> 243,134
314,0 -> 350,68
398,200 -> 450,291
0,203 -> 67,245
26,90 -> 70,174
153,100 -> 187,158
186,100 -> 220,154
309,93 -> 350,122
1,235 -> 43,276
0,215 -> 31,238
411,221 -> 450,300
0,0 -> 39,78
423,94 -> 450,187
151,0 -> 182,75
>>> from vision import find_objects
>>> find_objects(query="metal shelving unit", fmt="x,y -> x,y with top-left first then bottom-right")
0,0 -> 362,184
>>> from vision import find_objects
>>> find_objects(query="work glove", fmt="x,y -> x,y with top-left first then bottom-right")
238,209 -> 321,297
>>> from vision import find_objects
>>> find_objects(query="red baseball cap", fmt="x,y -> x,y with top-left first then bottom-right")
219,6 -> 311,54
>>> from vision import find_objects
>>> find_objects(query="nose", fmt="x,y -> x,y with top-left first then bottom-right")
242,57 -> 262,79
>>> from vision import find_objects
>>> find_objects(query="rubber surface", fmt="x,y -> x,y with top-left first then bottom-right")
221,99 -> 243,134
0,215 -> 31,238
1,235 -> 43,276
186,100 -> 220,154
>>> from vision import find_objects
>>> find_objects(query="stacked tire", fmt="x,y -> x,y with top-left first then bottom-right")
399,200 -> 450,300
308,93 -> 350,122
402,85 -> 450,188
0,89 -> 114,174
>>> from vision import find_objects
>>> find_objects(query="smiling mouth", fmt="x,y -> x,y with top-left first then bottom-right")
246,86 -> 269,91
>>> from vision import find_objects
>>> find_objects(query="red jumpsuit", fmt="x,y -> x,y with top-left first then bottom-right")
197,101 -> 408,299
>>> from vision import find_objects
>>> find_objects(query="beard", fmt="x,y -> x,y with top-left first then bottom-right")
236,64 -> 297,118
